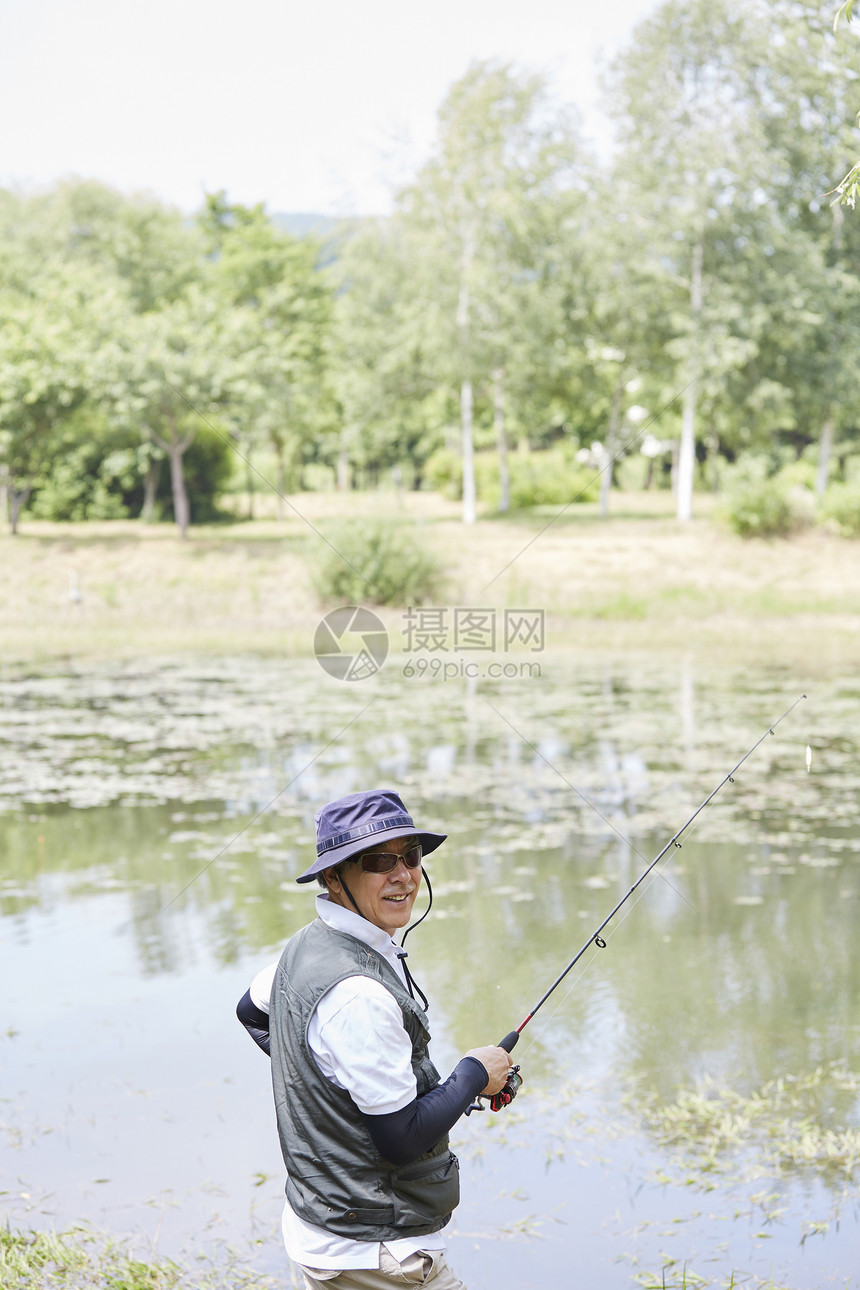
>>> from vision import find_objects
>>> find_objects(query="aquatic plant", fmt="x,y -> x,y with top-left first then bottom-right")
0,1225 -> 284,1290
632,1065 -> 860,1183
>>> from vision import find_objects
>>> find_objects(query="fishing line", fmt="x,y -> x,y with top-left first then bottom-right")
514,861 -> 684,1064
480,694 -> 807,1108
484,695 -> 694,910
162,376 -> 371,587
481,380 -> 694,592
155,700 -> 377,917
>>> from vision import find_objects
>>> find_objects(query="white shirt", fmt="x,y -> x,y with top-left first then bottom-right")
250,894 -> 446,1270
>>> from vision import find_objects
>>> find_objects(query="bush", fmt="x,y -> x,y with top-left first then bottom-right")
311,518 -> 444,606
423,449 -> 462,499
821,482 -> 860,536
178,423 -> 235,523
424,446 -> 600,509
504,451 -> 599,509
843,454 -> 860,486
29,406 -> 135,520
778,459 -> 817,491
724,460 -> 814,537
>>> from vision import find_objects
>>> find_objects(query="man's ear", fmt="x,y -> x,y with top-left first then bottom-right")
323,866 -> 341,892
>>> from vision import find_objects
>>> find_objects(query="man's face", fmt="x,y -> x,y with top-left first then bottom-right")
325,835 -> 421,936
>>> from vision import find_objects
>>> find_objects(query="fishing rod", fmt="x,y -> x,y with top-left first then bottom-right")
471,695 -> 807,1113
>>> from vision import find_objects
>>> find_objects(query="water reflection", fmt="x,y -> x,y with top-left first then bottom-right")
1,656 -> 858,1286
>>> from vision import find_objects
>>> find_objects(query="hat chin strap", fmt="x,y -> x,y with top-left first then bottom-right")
334,868 -> 433,939
401,869 -> 432,946
335,869 -> 364,920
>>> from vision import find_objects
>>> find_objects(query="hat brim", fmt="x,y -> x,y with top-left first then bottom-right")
296,828 -> 446,884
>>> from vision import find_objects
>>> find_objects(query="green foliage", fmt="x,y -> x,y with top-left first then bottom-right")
4,7 -> 860,538
821,482 -> 860,536
0,181 -> 335,535
0,1224 -> 282,1290
180,422 -> 235,522
777,458 -> 817,491
836,158 -> 860,209
28,406 -> 133,521
503,451 -> 600,510
311,518 -> 444,606
0,1227 -> 182,1289
424,448 -> 464,499
424,447 -> 600,509
27,413 -> 233,524
724,459 -> 815,537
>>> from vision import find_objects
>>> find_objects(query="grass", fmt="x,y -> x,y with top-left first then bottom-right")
2,489 -> 860,669
0,1225 -> 286,1290
632,1263 -> 802,1290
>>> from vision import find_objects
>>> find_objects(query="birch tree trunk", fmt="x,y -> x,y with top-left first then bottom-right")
457,221 -> 477,525
9,482 -> 31,535
337,430 -> 350,493
493,368 -> 509,514
141,456 -> 162,522
0,458 -> 9,528
460,379 -> 476,525
600,368 -> 625,519
246,454 -> 255,520
169,442 -> 191,538
816,414 -> 834,496
273,435 -> 287,519
676,239 -> 703,523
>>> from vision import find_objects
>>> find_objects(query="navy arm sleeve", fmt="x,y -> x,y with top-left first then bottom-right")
360,1056 -> 488,1166
236,989 -> 271,1056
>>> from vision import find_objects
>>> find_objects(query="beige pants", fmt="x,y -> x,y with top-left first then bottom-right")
299,1248 -> 466,1289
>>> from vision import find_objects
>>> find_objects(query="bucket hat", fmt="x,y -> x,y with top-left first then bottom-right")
296,788 -> 447,884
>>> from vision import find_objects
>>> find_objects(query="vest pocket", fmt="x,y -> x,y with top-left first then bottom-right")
389,1151 -> 460,1226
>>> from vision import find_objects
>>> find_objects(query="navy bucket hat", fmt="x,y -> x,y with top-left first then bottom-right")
296,788 -> 447,884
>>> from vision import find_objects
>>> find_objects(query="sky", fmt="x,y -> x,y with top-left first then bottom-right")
0,0 -> 660,217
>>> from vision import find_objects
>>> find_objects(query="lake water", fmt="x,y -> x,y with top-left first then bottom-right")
2,654 -> 859,1289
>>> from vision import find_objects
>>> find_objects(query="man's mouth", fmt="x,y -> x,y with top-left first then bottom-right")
383,892 -> 411,902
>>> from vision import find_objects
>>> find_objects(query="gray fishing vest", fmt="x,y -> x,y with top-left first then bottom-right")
269,917 -> 460,1240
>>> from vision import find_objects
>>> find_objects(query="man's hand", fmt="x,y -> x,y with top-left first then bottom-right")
465,1046 -> 512,1096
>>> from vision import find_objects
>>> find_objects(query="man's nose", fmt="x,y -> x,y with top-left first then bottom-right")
391,856 -> 417,881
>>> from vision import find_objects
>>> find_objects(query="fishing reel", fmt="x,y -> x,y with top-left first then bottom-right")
465,1064 -> 522,1115
490,1064 -> 522,1111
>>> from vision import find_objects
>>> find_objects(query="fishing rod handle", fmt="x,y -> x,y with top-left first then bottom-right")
498,1030 -> 520,1053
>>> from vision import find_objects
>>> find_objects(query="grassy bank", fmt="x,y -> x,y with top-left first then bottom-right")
1,490 -> 859,671
0,1226 -> 286,1290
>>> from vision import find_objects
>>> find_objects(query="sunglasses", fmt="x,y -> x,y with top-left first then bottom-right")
351,842 -> 423,874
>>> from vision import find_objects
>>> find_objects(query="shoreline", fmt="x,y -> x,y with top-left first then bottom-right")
2,497 -> 858,674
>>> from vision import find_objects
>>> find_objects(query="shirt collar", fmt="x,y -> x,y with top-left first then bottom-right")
316,891 -> 401,961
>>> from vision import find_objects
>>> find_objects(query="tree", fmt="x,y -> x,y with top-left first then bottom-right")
750,0 -> 860,480
395,61 -> 585,522
331,216 -> 455,492
99,289 -> 226,537
0,259 -> 115,533
605,0 -> 792,520
201,193 -> 334,513
13,179 -> 200,312
832,0 -> 860,207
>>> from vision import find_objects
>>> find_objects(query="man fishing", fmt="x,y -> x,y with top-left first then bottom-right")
236,788 -> 512,1290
